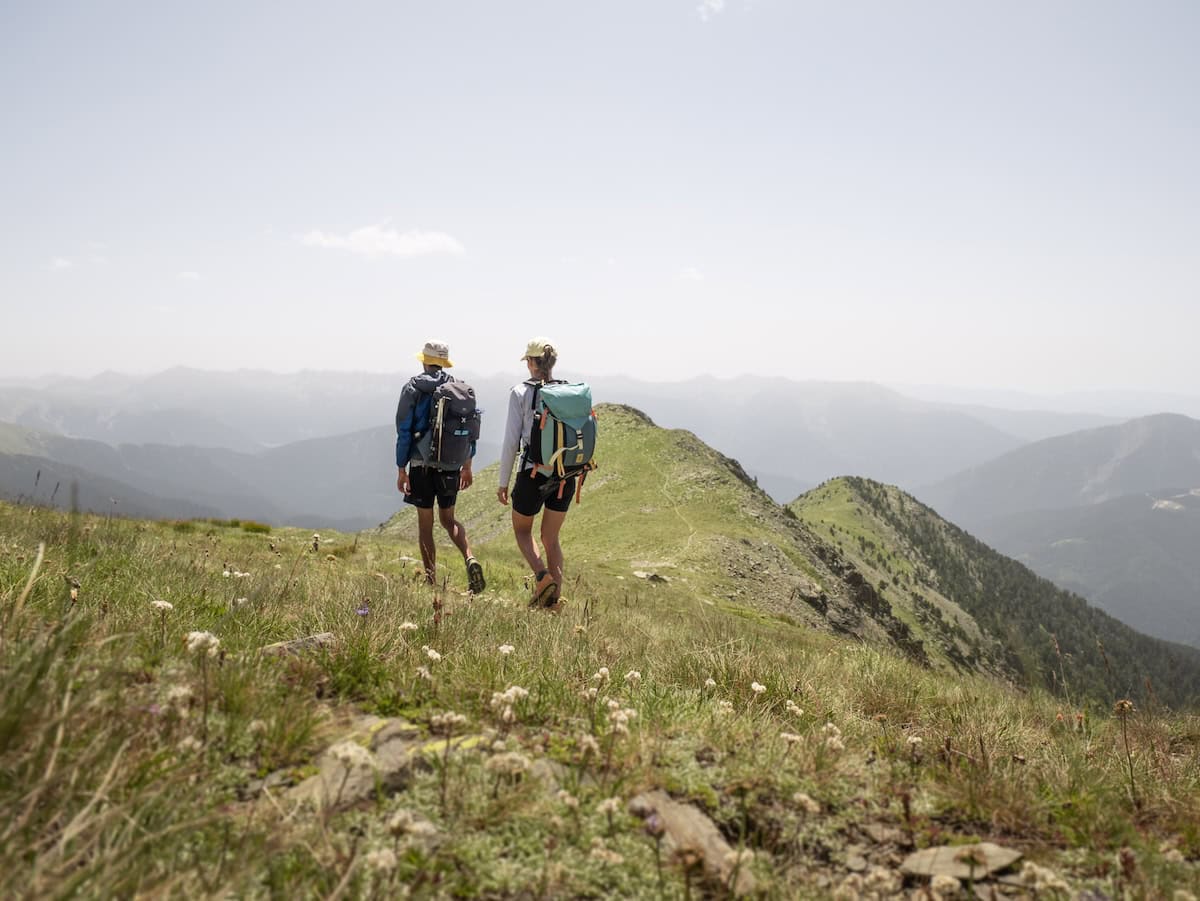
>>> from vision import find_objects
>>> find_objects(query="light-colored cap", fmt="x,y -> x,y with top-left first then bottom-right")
520,337 -> 556,361
416,339 -> 453,368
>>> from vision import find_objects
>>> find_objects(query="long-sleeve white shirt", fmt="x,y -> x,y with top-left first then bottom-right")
498,381 -> 537,490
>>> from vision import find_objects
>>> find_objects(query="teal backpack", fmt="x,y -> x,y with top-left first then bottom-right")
523,379 -> 598,501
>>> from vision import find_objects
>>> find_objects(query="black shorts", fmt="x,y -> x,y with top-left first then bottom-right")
405,466 -> 460,510
512,470 -> 576,517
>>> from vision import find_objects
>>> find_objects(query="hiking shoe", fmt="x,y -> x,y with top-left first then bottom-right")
466,557 -> 485,594
530,569 -> 558,607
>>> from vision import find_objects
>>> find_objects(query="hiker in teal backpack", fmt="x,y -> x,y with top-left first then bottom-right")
396,339 -> 486,593
497,338 -> 597,609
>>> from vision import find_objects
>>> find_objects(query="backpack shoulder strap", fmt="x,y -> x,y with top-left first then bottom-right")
524,378 -> 542,410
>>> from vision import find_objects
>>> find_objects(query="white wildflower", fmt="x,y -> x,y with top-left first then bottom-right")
415,666 -> 433,681
596,796 -> 622,815
399,621 -> 418,632
177,735 -> 203,753
557,789 -> 580,809
780,731 -> 803,747
833,874 -> 864,900
931,873 -> 962,897
825,736 -> 845,753
166,684 -> 193,706
717,699 -> 735,714
330,740 -> 374,770
864,867 -> 899,894
485,751 -> 532,776
185,630 -> 220,657
578,734 -> 601,756
751,681 -> 766,695
589,839 -> 624,865
821,722 -> 842,738
422,646 -> 442,662
151,599 -> 173,612
704,677 -> 717,689
1019,862 -> 1071,893
248,719 -> 268,736
624,670 -> 642,684
387,808 -> 418,836
793,791 -> 820,815
592,666 -> 610,683
365,848 -> 397,872
498,643 -> 515,656
785,699 -> 803,716
222,570 -> 232,578
907,734 -> 924,747
580,686 -> 599,701
430,711 -> 468,731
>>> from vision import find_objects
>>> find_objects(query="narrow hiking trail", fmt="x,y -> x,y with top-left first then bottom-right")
649,455 -> 699,564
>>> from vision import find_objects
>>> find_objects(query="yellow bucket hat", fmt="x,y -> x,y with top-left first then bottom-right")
520,337 -> 556,361
416,339 -> 454,368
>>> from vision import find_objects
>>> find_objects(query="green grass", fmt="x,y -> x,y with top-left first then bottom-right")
3,413 -> 1200,897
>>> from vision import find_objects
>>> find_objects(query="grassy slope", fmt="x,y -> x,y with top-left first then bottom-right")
2,410 -> 1199,896
387,405 -> 979,674
793,477 -> 1200,710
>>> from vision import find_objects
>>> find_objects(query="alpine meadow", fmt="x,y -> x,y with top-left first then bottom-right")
6,2 -> 1200,899
3,406 -> 1199,899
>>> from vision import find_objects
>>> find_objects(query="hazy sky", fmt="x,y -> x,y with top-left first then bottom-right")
2,1 -> 1197,392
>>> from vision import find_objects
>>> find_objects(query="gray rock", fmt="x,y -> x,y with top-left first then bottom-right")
261,632 -> 336,656
628,790 -> 757,896
632,571 -> 670,584
281,716 -> 434,811
901,842 -> 1022,880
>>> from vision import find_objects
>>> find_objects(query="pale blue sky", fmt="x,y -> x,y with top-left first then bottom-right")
2,1 -> 1197,392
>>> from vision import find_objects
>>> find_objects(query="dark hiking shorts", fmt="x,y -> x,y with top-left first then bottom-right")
405,466 -> 461,510
512,471 -> 576,517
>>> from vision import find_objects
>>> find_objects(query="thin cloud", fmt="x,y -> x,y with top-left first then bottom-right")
49,257 -> 74,270
178,271 -> 200,281
300,224 -> 465,259
679,267 -> 705,282
697,0 -> 725,22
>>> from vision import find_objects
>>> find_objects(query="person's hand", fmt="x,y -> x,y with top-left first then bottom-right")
496,486 -> 509,506
459,465 -> 474,490
396,468 -> 410,495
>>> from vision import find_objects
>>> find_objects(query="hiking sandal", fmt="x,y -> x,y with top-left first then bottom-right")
466,557 -> 485,594
529,569 -> 558,608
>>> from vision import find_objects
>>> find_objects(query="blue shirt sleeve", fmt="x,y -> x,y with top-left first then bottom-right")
395,382 -> 417,467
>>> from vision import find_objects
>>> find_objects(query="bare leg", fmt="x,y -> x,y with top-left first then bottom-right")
511,510 -> 546,575
438,505 -> 473,561
416,507 -> 437,583
540,508 -> 568,590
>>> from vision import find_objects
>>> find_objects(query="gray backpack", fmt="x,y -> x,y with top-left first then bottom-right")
428,380 -> 480,469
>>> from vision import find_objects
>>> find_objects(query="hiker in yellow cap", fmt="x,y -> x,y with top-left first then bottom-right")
497,338 -> 597,609
395,339 -> 485,593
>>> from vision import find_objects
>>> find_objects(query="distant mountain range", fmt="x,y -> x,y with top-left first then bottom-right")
918,413 -> 1200,646
0,421 -> 399,530
0,368 -> 1121,503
